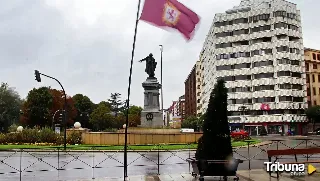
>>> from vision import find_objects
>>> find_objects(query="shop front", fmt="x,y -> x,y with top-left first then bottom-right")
244,124 -> 264,136
229,123 -> 242,132
267,124 -> 283,134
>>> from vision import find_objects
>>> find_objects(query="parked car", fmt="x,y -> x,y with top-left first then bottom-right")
230,129 -> 249,138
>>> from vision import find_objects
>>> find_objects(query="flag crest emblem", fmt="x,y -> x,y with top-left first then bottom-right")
162,2 -> 181,26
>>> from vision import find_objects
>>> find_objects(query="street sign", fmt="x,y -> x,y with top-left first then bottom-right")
55,126 -> 60,134
146,113 -> 153,121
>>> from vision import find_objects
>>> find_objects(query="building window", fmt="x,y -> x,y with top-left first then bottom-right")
278,71 -> 291,77
313,75 -> 315,82
317,54 -> 320,60
279,96 -> 292,102
314,101 -> 317,105
313,53 -> 316,60
253,85 -> 274,91
293,97 -> 303,102
313,87 -> 316,95
318,75 -> 320,82
279,84 -> 291,89
291,60 -> 300,66
277,46 -> 289,52
253,60 -> 273,67
292,84 -> 302,90
307,88 -> 311,96
307,75 -> 310,83
253,73 -> 273,79
313,64 -> 317,69
254,97 -> 275,103
306,63 -> 309,71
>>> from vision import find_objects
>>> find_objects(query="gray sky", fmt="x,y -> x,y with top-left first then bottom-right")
0,0 -> 318,108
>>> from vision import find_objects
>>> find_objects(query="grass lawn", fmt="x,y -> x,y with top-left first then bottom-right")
0,139 -> 261,151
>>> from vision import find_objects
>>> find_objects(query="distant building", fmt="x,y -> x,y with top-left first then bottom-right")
196,60 -> 203,115
177,95 -> 185,121
305,48 -> 320,107
185,64 -> 197,118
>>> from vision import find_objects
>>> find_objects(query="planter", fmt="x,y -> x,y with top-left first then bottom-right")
187,157 -> 243,181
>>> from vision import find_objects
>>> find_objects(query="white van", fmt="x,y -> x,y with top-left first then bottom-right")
180,128 -> 194,133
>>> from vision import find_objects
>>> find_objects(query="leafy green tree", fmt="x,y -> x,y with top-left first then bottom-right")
0,83 -> 22,132
305,105 -> 320,131
195,79 -> 233,175
127,105 -> 143,127
20,87 -> 53,127
108,93 -> 122,116
72,94 -> 94,128
128,105 -> 143,115
89,102 -> 114,131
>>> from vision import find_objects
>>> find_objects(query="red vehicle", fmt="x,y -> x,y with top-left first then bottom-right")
230,129 -> 249,138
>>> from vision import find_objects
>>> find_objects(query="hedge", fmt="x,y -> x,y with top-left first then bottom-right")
0,127 -> 82,145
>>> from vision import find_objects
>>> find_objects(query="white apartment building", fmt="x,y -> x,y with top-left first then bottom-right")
200,0 -> 307,135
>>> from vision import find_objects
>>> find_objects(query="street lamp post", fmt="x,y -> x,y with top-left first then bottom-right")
282,106 -> 294,136
52,109 -> 62,130
159,45 -> 164,126
238,105 -> 248,130
34,70 -> 68,150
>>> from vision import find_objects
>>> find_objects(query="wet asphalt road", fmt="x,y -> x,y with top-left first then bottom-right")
0,135 -> 320,181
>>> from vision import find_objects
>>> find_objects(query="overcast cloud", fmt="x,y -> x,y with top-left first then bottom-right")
0,0 -> 319,108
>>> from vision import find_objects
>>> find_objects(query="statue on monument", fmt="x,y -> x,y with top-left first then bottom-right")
139,53 -> 157,78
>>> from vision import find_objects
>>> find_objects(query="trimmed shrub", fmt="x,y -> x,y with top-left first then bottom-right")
8,124 -> 18,133
21,128 -> 40,143
0,133 -> 5,144
195,79 -> 233,175
67,132 -> 82,145
39,127 -> 57,143
4,133 -> 19,143
56,135 -> 64,145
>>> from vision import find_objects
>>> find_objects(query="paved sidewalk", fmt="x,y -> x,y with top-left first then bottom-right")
73,169 -> 320,180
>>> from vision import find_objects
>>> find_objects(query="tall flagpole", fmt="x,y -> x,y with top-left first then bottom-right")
159,45 -> 164,125
124,0 -> 142,179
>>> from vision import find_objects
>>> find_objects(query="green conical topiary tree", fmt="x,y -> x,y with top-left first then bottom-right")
195,79 -> 233,175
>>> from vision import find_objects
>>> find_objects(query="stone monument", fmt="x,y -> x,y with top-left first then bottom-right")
138,53 -> 163,128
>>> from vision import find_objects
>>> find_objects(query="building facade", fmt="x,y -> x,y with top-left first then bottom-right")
200,0 -> 307,135
177,95 -> 186,121
196,60 -> 203,115
185,64 -> 197,118
305,48 -> 320,107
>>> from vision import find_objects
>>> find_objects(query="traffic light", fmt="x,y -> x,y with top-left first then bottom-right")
34,70 -> 41,82
58,113 -> 63,122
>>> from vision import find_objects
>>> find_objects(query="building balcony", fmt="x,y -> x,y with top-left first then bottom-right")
228,114 -> 307,123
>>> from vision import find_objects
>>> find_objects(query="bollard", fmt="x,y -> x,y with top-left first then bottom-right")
20,149 -> 22,181
57,148 -> 60,170
306,140 -> 309,161
92,147 -> 95,179
157,144 -> 160,175
188,144 -> 191,173
247,142 -> 251,170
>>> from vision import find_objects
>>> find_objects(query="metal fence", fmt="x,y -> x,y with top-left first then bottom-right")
0,138 -> 319,180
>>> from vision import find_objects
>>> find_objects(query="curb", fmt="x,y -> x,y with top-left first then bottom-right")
235,141 -> 272,149
0,141 -> 268,152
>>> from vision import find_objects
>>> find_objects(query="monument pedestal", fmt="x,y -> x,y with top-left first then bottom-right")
139,77 -> 164,128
